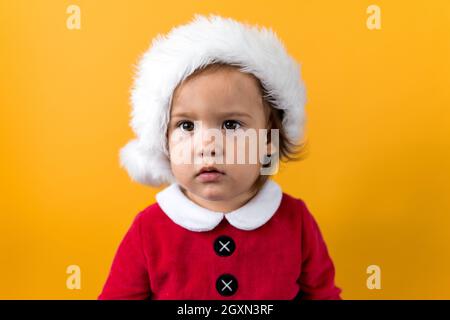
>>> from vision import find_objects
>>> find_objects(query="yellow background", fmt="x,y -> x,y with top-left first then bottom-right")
1,0 -> 449,299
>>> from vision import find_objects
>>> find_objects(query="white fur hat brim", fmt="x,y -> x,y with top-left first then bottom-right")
120,14 -> 307,187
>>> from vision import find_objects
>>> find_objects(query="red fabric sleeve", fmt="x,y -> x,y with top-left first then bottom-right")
98,212 -> 151,300
297,200 -> 342,300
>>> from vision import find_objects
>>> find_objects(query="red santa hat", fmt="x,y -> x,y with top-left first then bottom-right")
120,14 -> 307,187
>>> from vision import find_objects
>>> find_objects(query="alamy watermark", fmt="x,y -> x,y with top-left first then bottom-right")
169,121 -> 279,175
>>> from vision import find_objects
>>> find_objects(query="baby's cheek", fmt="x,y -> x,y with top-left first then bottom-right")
170,162 -> 194,183
225,137 -> 265,167
168,138 -> 193,177
168,134 -> 195,165
225,162 -> 261,183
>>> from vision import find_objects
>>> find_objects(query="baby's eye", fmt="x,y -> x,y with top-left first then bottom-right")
222,120 -> 241,130
178,121 -> 195,132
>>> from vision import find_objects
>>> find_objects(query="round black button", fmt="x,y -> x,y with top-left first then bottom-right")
213,235 -> 235,257
216,274 -> 238,296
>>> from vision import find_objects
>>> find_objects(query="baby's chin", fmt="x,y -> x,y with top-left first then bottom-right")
192,183 -> 232,202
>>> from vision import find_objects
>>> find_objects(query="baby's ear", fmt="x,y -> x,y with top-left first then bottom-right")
265,139 -> 272,155
263,138 -> 276,158
268,141 -> 279,157
265,128 -> 279,156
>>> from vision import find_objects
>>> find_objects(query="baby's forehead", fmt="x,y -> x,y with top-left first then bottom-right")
171,66 -> 264,108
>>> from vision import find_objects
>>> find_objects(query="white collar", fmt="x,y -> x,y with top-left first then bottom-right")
155,179 -> 283,232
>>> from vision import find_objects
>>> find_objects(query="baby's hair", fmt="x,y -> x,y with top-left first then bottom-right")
169,62 -> 309,193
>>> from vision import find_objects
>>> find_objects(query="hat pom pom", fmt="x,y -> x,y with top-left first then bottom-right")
119,139 -> 175,187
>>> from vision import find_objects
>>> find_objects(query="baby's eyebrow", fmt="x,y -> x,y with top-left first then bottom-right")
171,111 -> 194,119
217,111 -> 252,119
171,111 -> 252,119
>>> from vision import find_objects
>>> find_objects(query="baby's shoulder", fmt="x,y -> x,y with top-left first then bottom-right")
280,192 -> 307,211
279,192 -> 315,221
131,201 -> 167,227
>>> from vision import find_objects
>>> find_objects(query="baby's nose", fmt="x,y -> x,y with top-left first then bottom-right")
194,127 -> 224,159
201,148 -> 215,157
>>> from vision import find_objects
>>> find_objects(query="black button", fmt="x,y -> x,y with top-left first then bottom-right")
216,274 -> 238,296
213,235 -> 235,257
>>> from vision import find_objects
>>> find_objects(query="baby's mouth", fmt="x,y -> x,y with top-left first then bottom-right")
195,166 -> 225,182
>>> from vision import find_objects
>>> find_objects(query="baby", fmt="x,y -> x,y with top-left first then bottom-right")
98,14 -> 342,300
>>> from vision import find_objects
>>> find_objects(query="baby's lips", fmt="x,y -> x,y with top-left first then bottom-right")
196,165 -> 225,176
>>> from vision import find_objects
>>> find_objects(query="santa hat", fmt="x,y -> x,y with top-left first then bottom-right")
120,14 -> 307,187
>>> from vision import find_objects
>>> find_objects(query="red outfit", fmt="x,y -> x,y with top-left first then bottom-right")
98,181 -> 342,300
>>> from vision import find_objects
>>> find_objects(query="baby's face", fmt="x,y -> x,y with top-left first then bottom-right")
167,67 -> 270,206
